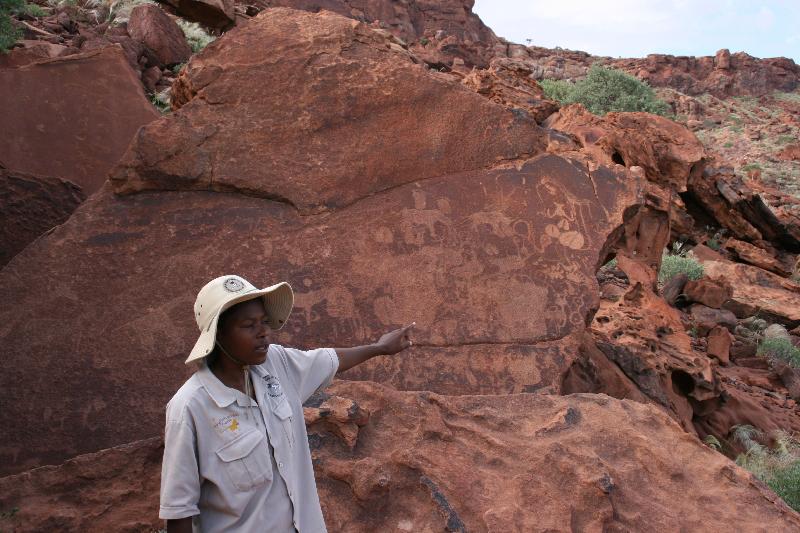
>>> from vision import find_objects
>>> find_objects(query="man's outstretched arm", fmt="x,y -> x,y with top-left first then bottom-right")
334,323 -> 415,373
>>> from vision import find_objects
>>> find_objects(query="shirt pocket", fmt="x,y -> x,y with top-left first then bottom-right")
273,398 -> 295,449
215,429 -> 272,491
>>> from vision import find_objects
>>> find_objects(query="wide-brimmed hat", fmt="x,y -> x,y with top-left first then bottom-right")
185,275 -> 294,364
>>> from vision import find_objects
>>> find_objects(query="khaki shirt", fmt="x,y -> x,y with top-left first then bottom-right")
159,345 -> 339,532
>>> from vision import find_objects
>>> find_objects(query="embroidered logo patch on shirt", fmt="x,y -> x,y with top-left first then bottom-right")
263,374 -> 284,398
212,414 -> 240,434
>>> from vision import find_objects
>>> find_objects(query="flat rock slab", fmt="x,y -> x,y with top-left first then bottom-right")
314,382 -> 800,531
0,438 -> 163,532
2,386 -> 798,532
0,46 -> 159,193
0,169 -> 85,267
702,259 -> 800,327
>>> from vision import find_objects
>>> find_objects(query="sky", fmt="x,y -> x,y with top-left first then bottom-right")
473,0 -> 800,63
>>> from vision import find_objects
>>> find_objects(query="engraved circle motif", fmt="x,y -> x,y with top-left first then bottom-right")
223,278 -> 246,292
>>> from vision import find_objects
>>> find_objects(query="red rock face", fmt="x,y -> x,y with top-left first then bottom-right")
312,382 -> 800,531
0,47 -> 159,194
3,385 -> 799,532
0,169 -> 85,267
0,438 -> 163,532
460,57 -> 559,123
684,278 -> 732,309
698,255 -> 800,326
0,9 -> 652,474
544,104 -> 706,192
127,4 -> 192,68
115,9 -> 543,212
610,51 -> 800,98
256,0 -> 501,67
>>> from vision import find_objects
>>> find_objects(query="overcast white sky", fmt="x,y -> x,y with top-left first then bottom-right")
473,0 -> 800,62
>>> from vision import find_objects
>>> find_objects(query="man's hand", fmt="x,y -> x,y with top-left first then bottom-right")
376,322 -> 415,355
335,322 -> 416,373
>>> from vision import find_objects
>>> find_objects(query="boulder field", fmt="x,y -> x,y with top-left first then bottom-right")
1,4 -> 799,531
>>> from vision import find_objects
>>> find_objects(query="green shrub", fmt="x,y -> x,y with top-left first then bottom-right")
539,78 -> 573,103
150,88 -> 171,114
658,252 -> 704,285
0,0 -> 24,53
703,434 -> 722,451
733,426 -> 800,512
177,18 -> 214,53
98,0 -> 155,25
758,337 -> 800,368
21,2 -> 45,16
540,65 -> 670,116
768,460 -> 800,511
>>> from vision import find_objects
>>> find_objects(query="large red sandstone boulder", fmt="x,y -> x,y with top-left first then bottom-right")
0,40 -> 71,69
684,277 -> 732,309
0,438 -> 163,532
701,259 -> 800,328
543,104 -> 705,192
0,46 -> 159,194
261,0 -> 501,68
0,169 -> 85,267
0,9 -> 651,474
3,384 -> 800,531
312,382 -> 800,531
114,9 -> 545,212
724,237 -> 792,276
127,4 -> 192,68
461,57 -> 559,123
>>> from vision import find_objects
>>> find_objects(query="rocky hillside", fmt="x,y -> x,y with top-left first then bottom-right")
1,1 -> 799,531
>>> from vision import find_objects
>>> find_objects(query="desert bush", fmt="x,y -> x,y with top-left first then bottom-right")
774,91 -> 800,104
538,78 -> 572,103
732,425 -> 800,512
20,2 -> 45,16
0,0 -> 24,53
658,252 -> 703,285
177,18 -> 214,53
703,434 -> 722,450
150,87 -> 171,114
757,337 -> 800,368
540,65 -> 670,116
84,0 -> 154,25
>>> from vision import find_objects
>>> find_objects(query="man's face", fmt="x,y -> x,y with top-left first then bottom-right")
216,299 -> 271,365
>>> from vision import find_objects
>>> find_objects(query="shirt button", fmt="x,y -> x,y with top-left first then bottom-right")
278,461 -> 284,468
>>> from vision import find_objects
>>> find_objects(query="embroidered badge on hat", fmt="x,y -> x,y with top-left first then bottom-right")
223,277 -> 245,292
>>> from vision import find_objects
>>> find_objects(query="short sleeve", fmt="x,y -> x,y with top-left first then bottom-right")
280,347 -> 339,403
159,417 -> 201,520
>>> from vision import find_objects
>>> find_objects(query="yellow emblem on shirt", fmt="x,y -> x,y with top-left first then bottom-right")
228,418 -> 239,432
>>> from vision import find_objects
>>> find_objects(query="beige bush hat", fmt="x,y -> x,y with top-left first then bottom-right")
185,275 -> 294,364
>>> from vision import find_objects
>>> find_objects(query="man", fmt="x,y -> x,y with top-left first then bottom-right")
160,274 -> 414,532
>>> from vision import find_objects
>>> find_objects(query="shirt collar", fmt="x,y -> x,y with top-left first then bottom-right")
197,363 -> 257,408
